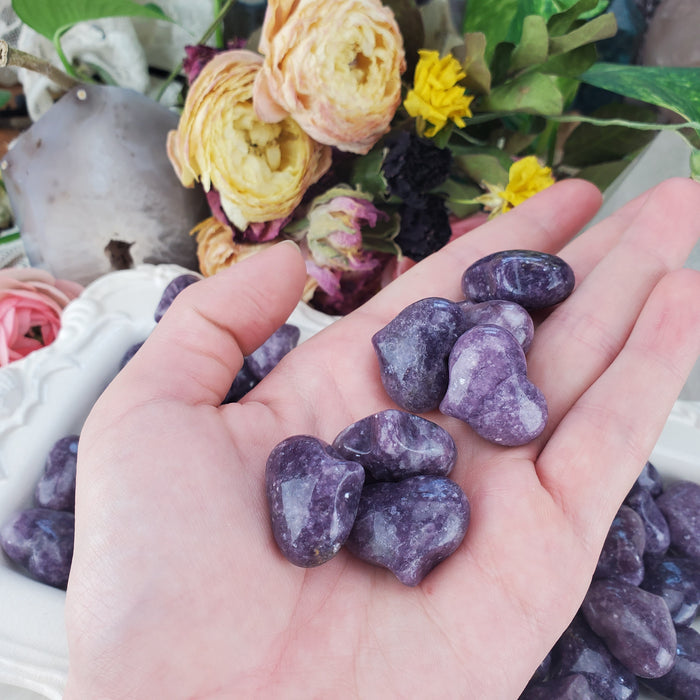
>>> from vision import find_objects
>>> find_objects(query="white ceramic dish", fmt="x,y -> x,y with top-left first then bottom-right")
0,264 -> 697,699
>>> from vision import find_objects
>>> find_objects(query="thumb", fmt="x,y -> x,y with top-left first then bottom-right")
119,240 -> 307,406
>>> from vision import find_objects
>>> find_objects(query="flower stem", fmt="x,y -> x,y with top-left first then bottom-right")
0,39 -> 80,92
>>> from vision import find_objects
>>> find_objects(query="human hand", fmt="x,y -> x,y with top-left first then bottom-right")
64,178 -> 700,699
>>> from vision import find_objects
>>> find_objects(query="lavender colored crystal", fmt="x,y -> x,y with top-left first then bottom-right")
345,475 -> 469,586
624,485 -> 670,560
34,434 -> 79,512
439,325 -> 547,446
581,579 -> 676,678
461,249 -> 575,309
551,615 -> 638,700
594,505 -> 646,586
332,409 -> 456,482
154,273 -> 200,322
372,297 -> 470,413
656,481 -> 700,559
641,625 -> 700,700
222,361 -> 258,404
1,508 -> 74,588
246,323 -> 300,380
633,461 -> 664,497
642,556 -> 700,627
520,674 -> 598,700
458,299 -> 534,352
266,436 -> 364,568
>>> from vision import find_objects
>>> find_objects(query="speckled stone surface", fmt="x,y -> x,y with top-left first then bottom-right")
656,481 -> 700,559
593,505 -> 646,586
642,556 -> 700,626
153,273 -> 200,322
332,409 -> 456,481
34,434 -> 79,512
624,485 -> 670,559
372,297 -> 470,413
266,435 -> 365,567
439,325 -> 547,446
581,579 -> 677,679
246,323 -> 300,380
0,508 -> 75,589
461,250 -> 575,309
521,673 -> 597,700
458,299 -> 534,352
642,625 -> 700,699
345,475 -> 469,586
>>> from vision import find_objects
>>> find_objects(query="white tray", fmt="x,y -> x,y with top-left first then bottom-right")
0,264 -> 697,699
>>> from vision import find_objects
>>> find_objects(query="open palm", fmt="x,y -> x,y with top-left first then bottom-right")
64,178 -> 700,699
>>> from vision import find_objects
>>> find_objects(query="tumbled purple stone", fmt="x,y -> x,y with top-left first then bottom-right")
154,273 -> 200,322
462,249 -> 575,309
34,434 -> 79,512
632,461 -> 664,497
594,505 -> 646,586
641,625 -> 700,700
372,297 -> 470,413
656,481 -> 700,560
1,508 -> 74,588
624,485 -> 670,561
246,323 -> 300,380
520,674 -> 597,700
551,615 -> 638,700
527,653 -> 552,687
332,409 -> 456,482
642,556 -> 700,627
266,435 -> 364,568
581,579 -> 676,678
222,361 -> 259,404
345,475 -> 469,586
458,299 -> 534,352
439,325 -> 547,446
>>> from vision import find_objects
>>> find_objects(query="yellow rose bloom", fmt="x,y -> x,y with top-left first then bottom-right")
476,156 -> 555,218
167,50 -> 332,230
404,49 -> 475,137
253,0 -> 406,154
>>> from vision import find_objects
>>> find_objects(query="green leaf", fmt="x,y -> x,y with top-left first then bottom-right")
579,63 -> 700,127
454,151 -> 511,187
537,43 -> 598,77
11,0 -> 171,41
478,72 -> 564,115
460,33 -> 492,95
350,147 -> 389,198
0,90 -> 12,109
461,0 -> 520,64
548,11 -> 617,54
441,178 -> 483,217
509,15 -> 549,73
691,150 -> 700,183
574,159 -> 633,191
547,0 -> 606,36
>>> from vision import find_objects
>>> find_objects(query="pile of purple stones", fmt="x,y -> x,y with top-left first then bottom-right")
266,409 -> 469,585
522,462 -> 700,700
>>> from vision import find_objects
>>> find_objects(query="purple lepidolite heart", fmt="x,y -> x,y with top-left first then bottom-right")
332,409 -> 456,481
345,475 -> 469,586
458,299 -> 534,352
462,249 -> 574,309
266,435 -> 364,567
439,324 -> 547,446
372,297 -> 470,413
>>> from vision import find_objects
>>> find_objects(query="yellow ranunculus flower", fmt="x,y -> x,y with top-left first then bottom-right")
476,156 -> 555,218
403,49 -> 475,137
167,50 -> 332,230
253,0 -> 406,155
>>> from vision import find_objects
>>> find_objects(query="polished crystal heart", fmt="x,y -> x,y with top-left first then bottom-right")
439,324 -> 547,446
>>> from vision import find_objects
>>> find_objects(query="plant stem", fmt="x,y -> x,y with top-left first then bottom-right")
0,39 -> 80,92
156,0 -> 238,102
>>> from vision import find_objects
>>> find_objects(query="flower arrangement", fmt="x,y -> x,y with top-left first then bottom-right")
0,267 -> 82,366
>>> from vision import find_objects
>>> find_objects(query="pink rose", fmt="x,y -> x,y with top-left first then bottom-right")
0,268 -> 83,366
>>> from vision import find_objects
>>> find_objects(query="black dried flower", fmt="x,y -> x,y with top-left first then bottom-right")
382,131 -> 452,200
395,194 -> 451,262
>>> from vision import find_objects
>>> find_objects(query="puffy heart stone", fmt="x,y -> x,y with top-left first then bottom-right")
345,475 -> 470,586
332,409 -> 456,481
266,435 -> 364,567
458,299 -> 534,352
462,249 -> 575,309
372,297 -> 470,413
439,324 -> 547,446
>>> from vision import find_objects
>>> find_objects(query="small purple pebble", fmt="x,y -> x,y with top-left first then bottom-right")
439,325 -> 547,446
34,435 -> 79,512
154,273 -> 200,322
641,625 -> 700,700
624,485 -> 670,561
642,556 -> 700,627
372,297 -> 470,413
634,461 -> 664,497
656,481 -> 700,560
246,323 -> 300,380
520,674 -> 597,700
1,508 -> 74,588
332,409 -> 456,481
581,578 -> 677,679
461,249 -> 575,309
457,299 -> 534,352
266,436 -> 364,568
345,475 -> 469,586
593,505 -> 646,586
222,361 -> 258,404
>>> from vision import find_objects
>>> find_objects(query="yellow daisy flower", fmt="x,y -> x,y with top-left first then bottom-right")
403,49 -> 474,137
